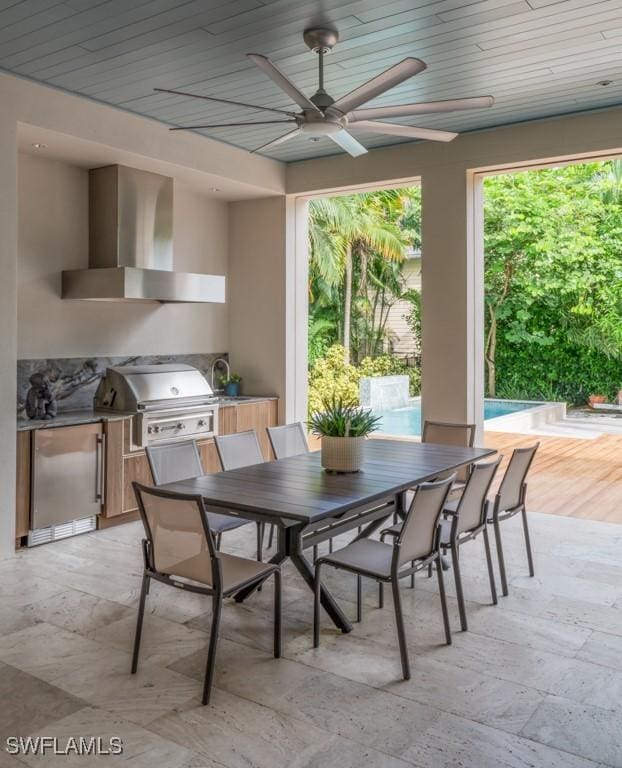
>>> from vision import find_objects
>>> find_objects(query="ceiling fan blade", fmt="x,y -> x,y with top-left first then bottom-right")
251,127 -> 301,154
247,54 -> 321,113
349,120 -> 457,142
330,58 -> 426,117
329,130 -> 368,157
153,87 -> 297,117
349,96 -> 494,122
170,120 -> 297,131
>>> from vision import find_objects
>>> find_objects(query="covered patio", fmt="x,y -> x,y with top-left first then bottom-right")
1,2 -> 621,765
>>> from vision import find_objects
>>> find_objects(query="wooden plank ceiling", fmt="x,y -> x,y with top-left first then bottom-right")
1,0 -> 622,162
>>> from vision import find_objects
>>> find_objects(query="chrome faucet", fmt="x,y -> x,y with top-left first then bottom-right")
210,357 -> 230,393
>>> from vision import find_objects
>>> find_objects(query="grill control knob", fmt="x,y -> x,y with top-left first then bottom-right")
177,422 -> 186,430
197,419 -> 206,427
153,425 -> 160,433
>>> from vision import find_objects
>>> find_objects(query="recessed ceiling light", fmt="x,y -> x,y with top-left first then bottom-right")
31,142 -> 47,149
209,187 -> 221,192
597,80 -> 613,86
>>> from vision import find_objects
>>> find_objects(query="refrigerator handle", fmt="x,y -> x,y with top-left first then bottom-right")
95,433 -> 106,506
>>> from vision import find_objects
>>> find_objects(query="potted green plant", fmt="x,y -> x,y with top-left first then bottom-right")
309,396 -> 381,473
588,393 -> 607,408
220,373 -> 242,397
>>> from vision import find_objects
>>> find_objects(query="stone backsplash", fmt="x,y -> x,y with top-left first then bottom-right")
17,353 -> 228,416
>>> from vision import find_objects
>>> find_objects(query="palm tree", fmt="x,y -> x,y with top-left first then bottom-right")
309,191 -> 408,364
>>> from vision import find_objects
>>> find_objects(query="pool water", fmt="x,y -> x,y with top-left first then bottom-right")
375,399 -> 537,437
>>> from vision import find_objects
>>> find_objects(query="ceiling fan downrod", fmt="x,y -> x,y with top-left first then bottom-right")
304,27 -> 339,111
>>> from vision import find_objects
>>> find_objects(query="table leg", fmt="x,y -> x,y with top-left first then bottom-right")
286,524 -> 352,633
289,549 -> 352,634
234,522 -> 353,634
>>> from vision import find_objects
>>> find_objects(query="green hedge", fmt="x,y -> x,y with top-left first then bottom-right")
495,338 -> 621,404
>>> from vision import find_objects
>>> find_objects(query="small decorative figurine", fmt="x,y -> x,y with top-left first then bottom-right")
25,373 -> 57,420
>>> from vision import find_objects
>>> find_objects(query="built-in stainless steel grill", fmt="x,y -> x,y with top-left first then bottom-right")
94,364 -> 218,449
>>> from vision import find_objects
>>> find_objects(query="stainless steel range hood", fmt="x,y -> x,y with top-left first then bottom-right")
62,165 -> 225,303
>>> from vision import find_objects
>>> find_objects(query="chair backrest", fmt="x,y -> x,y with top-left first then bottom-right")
133,482 -> 220,589
422,420 -> 476,483
267,422 -> 309,460
422,420 -> 476,447
146,440 -> 204,486
455,457 -> 502,534
214,430 -> 264,471
396,475 -> 454,566
495,444 -> 539,513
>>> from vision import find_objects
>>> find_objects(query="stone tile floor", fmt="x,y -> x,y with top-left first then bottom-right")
1,511 -> 621,767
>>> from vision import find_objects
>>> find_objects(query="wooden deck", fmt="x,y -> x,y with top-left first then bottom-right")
312,430 -> 622,524
484,430 -> 622,525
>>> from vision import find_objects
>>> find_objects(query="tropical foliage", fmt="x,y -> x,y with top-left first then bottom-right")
484,160 -> 622,403
308,159 -> 622,411
307,345 -> 420,416
308,187 -> 421,365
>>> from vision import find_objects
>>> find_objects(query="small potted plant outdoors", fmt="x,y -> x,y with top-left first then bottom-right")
309,396 -> 381,473
220,373 -> 242,397
587,393 -> 607,408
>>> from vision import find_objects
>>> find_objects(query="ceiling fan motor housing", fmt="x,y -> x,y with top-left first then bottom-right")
303,27 -> 339,53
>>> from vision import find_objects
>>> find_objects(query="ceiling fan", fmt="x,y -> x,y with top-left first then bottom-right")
156,27 -> 494,157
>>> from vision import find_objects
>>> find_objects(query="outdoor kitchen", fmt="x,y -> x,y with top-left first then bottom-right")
13,152 -> 278,550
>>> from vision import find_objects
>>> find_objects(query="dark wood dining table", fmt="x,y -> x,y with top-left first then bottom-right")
161,438 -> 496,634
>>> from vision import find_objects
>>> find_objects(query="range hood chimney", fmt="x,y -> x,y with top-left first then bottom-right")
62,165 -> 225,303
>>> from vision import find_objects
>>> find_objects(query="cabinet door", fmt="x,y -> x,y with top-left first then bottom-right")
218,406 -> 237,436
16,431 -> 31,539
197,439 -> 221,473
123,453 -> 152,513
102,420 -> 124,518
235,401 -> 278,460
31,423 -> 104,529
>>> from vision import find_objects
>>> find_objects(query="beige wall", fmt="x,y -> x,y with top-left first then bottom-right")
0,112 -> 18,559
18,152 -> 229,358
228,197 -> 287,416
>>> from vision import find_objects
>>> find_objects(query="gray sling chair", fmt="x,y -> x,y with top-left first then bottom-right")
313,476 -> 455,681
383,458 -> 502,632
267,422 -> 339,560
421,420 -> 477,501
266,422 -> 309,551
132,482 -> 281,705
488,444 -> 539,596
214,430 -> 273,560
146,441 -> 256,556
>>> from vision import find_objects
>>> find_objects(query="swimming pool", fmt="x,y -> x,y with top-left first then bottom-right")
375,399 -> 540,437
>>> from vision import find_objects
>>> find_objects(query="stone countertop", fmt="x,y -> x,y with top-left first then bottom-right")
17,410 -> 128,432
16,396 -> 278,431
215,395 -> 278,405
